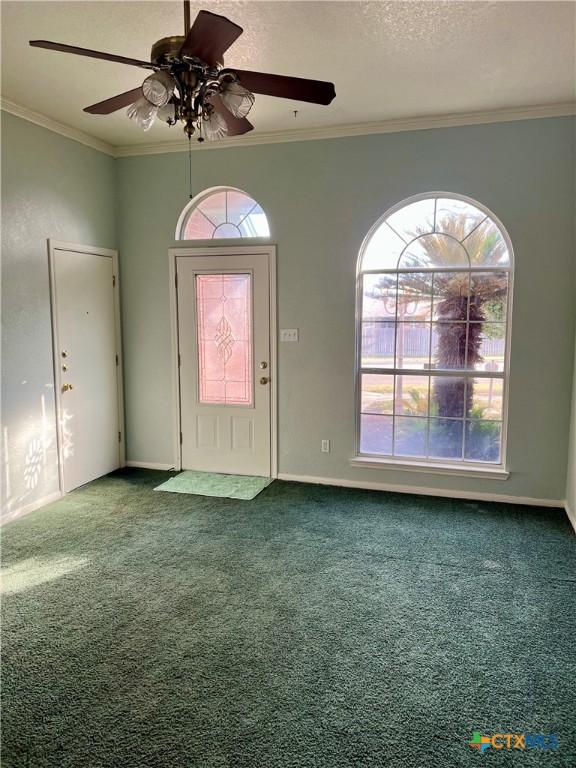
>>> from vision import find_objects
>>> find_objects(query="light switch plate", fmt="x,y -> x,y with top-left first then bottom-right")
280,328 -> 299,342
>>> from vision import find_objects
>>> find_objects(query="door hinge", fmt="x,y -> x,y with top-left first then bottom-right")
115,354 -> 119,366
180,431 -> 183,445
118,431 -> 122,443
112,274 -> 116,287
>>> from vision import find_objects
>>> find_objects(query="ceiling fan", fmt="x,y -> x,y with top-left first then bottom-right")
29,1 -> 336,142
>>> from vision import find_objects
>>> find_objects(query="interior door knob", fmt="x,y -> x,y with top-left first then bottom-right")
62,383 -> 74,392
260,377 -> 270,385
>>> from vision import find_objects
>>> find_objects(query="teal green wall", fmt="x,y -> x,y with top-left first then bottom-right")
566,175 -> 576,523
566,336 -> 576,521
117,116 -> 575,501
2,112 -> 574,510
1,112 -> 116,518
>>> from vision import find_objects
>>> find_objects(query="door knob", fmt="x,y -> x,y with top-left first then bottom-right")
62,383 -> 74,392
260,361 -> 268,369
260,377 -> 270,385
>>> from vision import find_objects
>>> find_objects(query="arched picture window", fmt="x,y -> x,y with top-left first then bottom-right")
356,193 -> 513,468
176,187 -> 270,240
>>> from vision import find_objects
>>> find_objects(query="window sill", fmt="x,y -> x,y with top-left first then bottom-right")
349,456 -> 509,480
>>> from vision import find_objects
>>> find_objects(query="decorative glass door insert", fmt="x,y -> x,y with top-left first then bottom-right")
195,273 -> 253,405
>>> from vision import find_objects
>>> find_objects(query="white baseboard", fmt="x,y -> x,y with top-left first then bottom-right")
125,461 -> 175,471
564,502 -> 576,534
277,472 -> 564,508
1,490 -> 64,525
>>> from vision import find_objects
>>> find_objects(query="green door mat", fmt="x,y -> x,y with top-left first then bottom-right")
154,470 -> 273,500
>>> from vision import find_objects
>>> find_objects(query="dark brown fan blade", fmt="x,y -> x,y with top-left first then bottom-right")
179,11 -> 242,66
227,69 -> 335,105
210,94 -> 253,136
30,41 -> 155,69
84,87 -> 143,114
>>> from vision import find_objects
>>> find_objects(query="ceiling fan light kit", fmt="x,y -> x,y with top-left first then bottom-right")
126,96 -> 158,131
219,80 -> 255,120
142,71 -> 176,108
29,1 -> 336,142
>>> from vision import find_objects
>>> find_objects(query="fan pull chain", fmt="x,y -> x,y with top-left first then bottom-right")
188,135 -> 193,199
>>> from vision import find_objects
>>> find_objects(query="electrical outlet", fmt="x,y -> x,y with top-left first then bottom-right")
280,328 -> 299,342
321,439 -> 330,453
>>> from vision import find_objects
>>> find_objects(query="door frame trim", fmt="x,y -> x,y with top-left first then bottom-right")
168,245 -> 278,477
48,240 -> 125,493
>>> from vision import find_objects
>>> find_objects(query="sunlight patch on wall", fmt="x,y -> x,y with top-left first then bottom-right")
2,392 -> 60,522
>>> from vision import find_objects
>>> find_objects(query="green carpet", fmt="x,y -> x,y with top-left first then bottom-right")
154,470 -> 272,500
2,469 -> 575,767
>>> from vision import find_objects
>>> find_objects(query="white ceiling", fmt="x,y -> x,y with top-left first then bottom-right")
2,1 -> 575,148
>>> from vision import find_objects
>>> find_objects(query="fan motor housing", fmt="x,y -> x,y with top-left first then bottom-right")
151,36 -> 186,64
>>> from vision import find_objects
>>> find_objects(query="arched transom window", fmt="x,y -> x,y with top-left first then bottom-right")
356,193 -> 513,469
176,186 -> 270,240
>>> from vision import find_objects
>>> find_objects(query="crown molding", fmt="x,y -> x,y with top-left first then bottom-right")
2,97 -> 575,158
115,101 -> 576,157
1,97 -> 115,156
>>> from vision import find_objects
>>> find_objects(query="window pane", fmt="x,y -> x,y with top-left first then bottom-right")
226,190 -> 257,225
386,199 -> 435,242
214,222 -> 241,238
394,375 -> 429,416
238,206 -> 270,237
179,188 -> 270,241
431,323 -> 467,369
360,414 -> 393,454
465,421 -> 502,463
184,209 -> 215,239
362,274 -> 397,320
469,323 -> 506,371
395,322 -> 430,369
361,321 -> 395,368
429,376 -> 465,418
360,374 -> 394,415
196,274 -> 252,405
394,416 -> 427,457
397,272 -> 432,320
199,190 -> 227,226
361,222 -> 405,271
435,198 -> 486,239
470,272 -> 508,323
399,234 -> 468,269
469,378 -> 503,420
428,418 -> 464,460
432,272 -> 470,321
463,218 -> 509,266
357,196 -> 510,470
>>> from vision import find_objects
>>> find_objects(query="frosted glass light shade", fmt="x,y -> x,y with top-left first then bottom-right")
158,103 -> 176,124
142,71 -> 176,107
203,110 -> 228,141
220,81 -> 254,118
127,98 -> 158,131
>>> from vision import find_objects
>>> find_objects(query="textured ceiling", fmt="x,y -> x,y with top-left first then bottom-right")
1,1 -> 575,147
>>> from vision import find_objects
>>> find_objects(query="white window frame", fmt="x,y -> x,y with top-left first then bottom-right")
351,192 -> 514,480
175,185 -> 271,241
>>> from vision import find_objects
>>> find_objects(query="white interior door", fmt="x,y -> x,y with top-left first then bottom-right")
51,246 -> 121,492
177,252 -> 272,476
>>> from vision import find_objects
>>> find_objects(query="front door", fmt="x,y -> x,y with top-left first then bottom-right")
177,252 -> 272,476
51,246 -> 121,492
